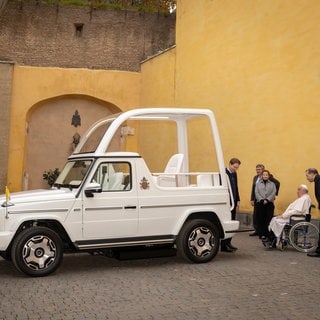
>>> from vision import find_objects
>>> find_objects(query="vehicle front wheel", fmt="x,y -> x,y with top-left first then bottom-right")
176,219 -> 220,263
11,227 -> 63,277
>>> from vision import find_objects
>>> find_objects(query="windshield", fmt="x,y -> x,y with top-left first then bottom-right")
54,159 -> 93,188
75,115 -> 118,154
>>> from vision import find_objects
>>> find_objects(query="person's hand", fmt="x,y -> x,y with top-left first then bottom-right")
250,201 -> 254,206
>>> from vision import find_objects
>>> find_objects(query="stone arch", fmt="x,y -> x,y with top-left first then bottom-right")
23,94 -> 122,190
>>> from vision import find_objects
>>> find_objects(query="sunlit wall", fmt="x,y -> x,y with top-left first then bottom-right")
141,0 -> 320,217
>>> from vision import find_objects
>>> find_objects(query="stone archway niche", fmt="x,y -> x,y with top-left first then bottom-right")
24,95 -> 121,190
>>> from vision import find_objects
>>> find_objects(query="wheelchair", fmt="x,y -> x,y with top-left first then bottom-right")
278,210 -> 319,252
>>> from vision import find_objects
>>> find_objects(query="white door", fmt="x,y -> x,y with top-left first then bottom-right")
82,161 -> 138,239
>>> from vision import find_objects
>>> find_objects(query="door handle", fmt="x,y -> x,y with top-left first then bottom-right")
124,205 -> 137,209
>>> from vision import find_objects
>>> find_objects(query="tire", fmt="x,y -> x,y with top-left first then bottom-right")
176,219 -> 220,263
11,227 -> 63,277
289,222 -> 319,253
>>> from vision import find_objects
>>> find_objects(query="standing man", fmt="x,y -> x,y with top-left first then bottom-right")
249,164 -> 265,236
221,158 -> 241,252
305,168 -> 320,257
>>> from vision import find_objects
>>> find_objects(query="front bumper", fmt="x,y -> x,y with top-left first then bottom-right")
0,231 -> 15,251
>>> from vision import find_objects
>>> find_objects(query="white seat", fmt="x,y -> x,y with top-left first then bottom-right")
158,153 -> 184,187
102,171 -> 124,191
164,153 -> 184,174
109,172 -> 124,190
197,174 -> 213,187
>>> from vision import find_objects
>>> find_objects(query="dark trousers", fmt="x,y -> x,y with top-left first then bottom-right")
252,203 -> 258,230
316,236 -> 320,253
256,202 -> 274,237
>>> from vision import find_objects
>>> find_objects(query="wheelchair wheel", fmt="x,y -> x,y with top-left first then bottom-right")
289,222 -> 319,253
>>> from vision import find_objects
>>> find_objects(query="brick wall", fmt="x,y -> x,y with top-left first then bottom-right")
0,1 -> 176,71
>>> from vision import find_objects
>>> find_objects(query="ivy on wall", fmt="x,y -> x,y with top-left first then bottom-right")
12,0 -> 176,13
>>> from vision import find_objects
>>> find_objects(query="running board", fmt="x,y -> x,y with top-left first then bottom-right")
225,228 -> 254,233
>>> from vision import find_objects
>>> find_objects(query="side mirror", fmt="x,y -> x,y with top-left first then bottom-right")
85,182 -> 102,198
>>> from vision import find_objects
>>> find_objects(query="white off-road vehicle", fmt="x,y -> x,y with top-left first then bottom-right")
0,108 -> 239,276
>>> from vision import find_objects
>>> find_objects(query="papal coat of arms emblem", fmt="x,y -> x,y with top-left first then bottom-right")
140,177 -> 150,190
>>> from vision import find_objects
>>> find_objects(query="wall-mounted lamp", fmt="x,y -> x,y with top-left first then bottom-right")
121,126 -> 135,137
72,132 -> 81,149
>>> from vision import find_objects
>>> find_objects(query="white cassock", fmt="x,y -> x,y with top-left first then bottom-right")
268,194 -> 311,239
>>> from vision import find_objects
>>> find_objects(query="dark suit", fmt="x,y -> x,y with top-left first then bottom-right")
313,174 -> 320,252
221,168 -> 240,251
226,168 -> 240,220
269,175 -> 280,196
314,174 -> 320,210
250,175 -> 260,231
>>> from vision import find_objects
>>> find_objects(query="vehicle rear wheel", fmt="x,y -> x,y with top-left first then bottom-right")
11,227 -> 63,277
177,219 -> 219,263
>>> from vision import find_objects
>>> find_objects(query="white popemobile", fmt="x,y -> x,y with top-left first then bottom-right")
0,108 -> 239,276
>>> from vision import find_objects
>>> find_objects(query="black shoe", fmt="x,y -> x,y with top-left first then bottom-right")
307,252 -> 320,257
249,231 -> 258,237
261,236 -> 269,247
268,238 -> 277,249
227,243 -> 238,251
221,246 -> 234,252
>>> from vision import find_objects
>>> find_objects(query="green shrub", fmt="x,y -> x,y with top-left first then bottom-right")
43,168 -> 60,187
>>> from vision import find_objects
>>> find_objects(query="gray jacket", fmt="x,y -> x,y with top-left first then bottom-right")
255,180 -> 276,203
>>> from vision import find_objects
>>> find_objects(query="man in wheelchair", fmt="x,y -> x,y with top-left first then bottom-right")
262,184 -> 311,248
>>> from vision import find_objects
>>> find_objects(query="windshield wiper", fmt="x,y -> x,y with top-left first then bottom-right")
53,183 -> 79,190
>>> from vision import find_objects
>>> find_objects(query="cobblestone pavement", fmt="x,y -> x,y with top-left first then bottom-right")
0,232 -> 319,320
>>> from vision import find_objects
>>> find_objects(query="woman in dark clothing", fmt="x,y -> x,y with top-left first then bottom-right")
254,170 -> 276,239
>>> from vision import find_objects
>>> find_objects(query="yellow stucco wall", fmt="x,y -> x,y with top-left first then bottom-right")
141,47 -> 176,107
7,1 -> 320,219
140,0 -> 320,217
8,66 -> 140,191
139,48 -> 178,170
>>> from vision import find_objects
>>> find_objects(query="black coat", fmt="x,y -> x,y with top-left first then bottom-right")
250,175 -> 259,202
314,174 -> 320,209
269,174 -> 280,196
226,168 -> 240,203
